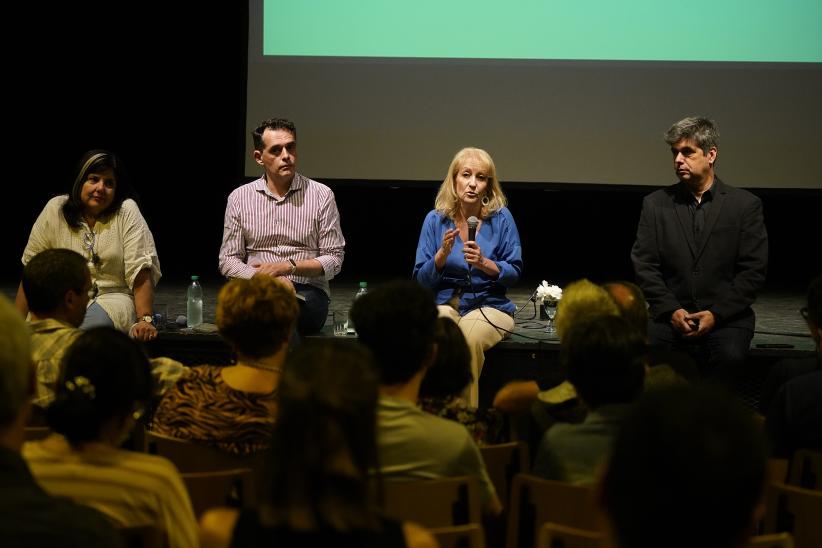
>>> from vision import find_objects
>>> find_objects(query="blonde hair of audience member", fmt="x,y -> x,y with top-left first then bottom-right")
554,279 -> 620,342
0,295 -> 33,444
215,277 -> 299,390
434,147 -> 508,221
199,340 -> 437,548
217,276 -> 299,359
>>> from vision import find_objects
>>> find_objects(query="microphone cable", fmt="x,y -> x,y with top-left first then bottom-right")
463,269 -> 551,342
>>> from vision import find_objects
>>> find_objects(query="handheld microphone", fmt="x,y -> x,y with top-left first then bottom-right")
467,216 -> 478,242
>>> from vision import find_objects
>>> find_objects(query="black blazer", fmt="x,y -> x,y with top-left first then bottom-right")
631,177 -> 768,330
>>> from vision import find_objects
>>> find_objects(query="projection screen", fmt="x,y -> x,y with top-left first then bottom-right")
246,0 -> 822,188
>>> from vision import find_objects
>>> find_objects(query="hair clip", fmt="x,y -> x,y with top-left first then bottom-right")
65,376 -> 96,400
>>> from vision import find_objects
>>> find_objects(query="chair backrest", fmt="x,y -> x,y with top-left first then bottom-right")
430,523 -> 486,548
789,450 -> 822,491
181,468 -> 252,518
763,483 -> 822,548
749,533 -> 795,548
480,441 -> 530,505
769,458 -> 790,485
506,474 -> 599,548
538,523 -> 603,548
381,476 -> 482,528
144,430 -> 263,473
118,524 -> 167,548
24,426 -> 51,441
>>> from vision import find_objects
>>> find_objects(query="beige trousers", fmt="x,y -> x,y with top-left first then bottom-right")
437,305 -> 515,407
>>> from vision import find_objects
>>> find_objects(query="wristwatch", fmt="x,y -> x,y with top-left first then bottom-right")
140,315 -> 154,324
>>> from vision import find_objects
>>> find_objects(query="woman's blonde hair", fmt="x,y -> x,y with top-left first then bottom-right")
216,277 -> 299,358
434,147 -> 507,220
554,279 -> 621,343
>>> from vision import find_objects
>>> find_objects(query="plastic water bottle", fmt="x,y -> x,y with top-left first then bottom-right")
346,281 -> 368,334
186,275 -> 203,328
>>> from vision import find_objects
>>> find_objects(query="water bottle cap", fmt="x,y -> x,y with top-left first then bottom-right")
358,281 -> 367,288
191,275 -> 199,281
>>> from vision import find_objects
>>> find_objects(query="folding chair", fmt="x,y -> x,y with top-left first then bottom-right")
788,450 -> 822,491
430,523 -> 486,548
506,474 -> 599,548
381,476 -> 482,528
763,483 -> 822,548
537,523 -> 602,548
480,441 -> 530,504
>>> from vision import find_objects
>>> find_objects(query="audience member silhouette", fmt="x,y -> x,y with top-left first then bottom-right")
199,339 -> 436,548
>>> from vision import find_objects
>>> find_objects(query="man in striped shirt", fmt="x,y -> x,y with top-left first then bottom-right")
219,118 -> 345,334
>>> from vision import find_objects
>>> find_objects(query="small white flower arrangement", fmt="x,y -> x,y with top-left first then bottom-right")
535,281 -> 563,305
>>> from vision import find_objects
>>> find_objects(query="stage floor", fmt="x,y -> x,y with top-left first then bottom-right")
3,280 -> 814,353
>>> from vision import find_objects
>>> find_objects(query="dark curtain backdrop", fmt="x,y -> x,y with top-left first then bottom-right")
7,4 -> 820,289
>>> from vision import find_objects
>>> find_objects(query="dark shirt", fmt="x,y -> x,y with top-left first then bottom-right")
230,509 -> 407,547
686,184 -> 714,244
0,446 -> 122,548
766,369 -> 822,458
759,356 -> 821,414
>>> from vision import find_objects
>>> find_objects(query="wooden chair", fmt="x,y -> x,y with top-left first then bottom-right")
537,523 -> 603,548
480,441 -> 530,504
749,533 -> 795,548
143,430 -> 262,473
763,483 -> 822,548
381,476 -> 482,528
181,468 -> 252,518
118,524 -> 167,548
788,450 -> 822,491
769,458 -> 790,485
23,426 -> 51,441
506,474 -> 599,548
430,523 -> 486,548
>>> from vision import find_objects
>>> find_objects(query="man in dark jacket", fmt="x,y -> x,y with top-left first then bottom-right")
631,116 -> 768,382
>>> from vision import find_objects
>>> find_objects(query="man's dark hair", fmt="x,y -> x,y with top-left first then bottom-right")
419,317 -> 473,399
22,249 -> 88,314
601,384 -> 767,548
806,274 -> 822,326
252,118 -> 297,151
563,315 -> 646,408
603,281 -> 649,337
664,116 -> 719,156
349,280 -> 437,385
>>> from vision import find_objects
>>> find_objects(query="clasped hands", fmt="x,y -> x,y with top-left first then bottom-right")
251,262 -> 296,293
671,308 -> 715,338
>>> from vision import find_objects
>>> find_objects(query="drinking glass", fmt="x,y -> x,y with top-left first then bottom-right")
544,300 -> 558,335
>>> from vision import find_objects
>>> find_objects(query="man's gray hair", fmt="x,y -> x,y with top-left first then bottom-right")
664,116 -> 719,155
0,295 -> 31,426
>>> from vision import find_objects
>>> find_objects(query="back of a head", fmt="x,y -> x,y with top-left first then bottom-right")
216,277 -> 299,359
264,339 -> 380,527
564,315 -> 646,408
0,296 -> 31,429
46,328 -> 154,444
555,279 -> 620,342
349,280 -> 437,385
806,274 -> 822,327
419,317 -> 473,399
601,384 -> 767,548
603,281 -> 649,338
22,249 -> 88,315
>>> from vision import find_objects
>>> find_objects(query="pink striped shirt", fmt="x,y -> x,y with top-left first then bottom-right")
218,174 -> 345,296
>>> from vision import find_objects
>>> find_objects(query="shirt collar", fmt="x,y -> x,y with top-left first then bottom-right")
254,173 -> 306,200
